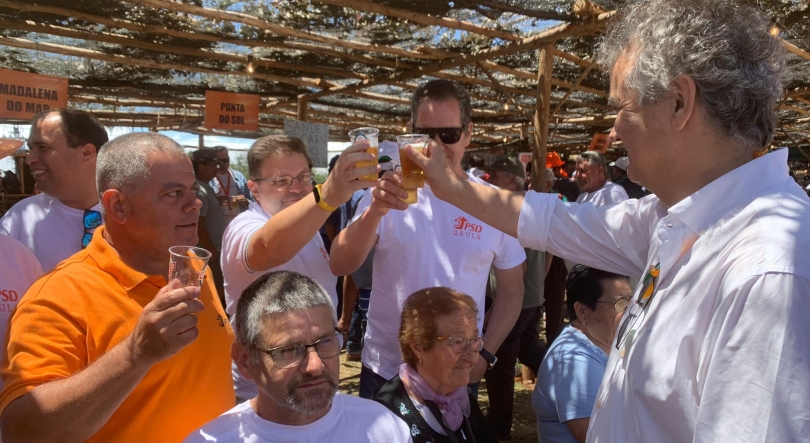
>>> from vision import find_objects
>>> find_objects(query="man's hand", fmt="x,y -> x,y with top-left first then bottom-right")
367,170 -> 409,216
337,315 -> 350,334
404,140 -> 465,201
320,141 -> 379,208
125,280 -> 204,366
469,355 -> 488,384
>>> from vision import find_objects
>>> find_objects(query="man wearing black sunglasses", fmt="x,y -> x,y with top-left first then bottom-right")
210,146 -> 253,223
331,79 -> 526,400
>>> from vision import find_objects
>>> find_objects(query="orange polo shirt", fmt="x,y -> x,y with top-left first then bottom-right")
0,227 -> 235,442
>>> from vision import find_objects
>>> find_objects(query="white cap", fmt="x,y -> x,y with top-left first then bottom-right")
610,156 -> 630,171
805,183 -> 810,191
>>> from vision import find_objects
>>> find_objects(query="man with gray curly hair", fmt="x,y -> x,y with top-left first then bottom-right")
185,271 -> 412,442
398,1 -> 810,442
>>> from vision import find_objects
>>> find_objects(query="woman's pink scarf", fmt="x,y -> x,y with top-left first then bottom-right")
399,363 -> 471,431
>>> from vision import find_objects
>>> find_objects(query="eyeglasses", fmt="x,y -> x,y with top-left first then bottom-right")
81,209 -> 102,249
218,158 -> 230,164
253,173 -> 314,189
253,330 -> 344,369
412,126 -> 466,145
436,335 -> 484,354
596,297 -> 632,314
615,263 -> 660,351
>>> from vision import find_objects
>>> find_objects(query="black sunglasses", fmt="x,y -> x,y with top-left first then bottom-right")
412,126 -> 467,145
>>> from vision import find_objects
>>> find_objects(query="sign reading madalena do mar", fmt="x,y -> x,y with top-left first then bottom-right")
0,69 -> 68,120
205,91 -> 259,131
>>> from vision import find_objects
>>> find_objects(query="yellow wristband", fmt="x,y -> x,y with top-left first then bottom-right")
314,184 -> 338,212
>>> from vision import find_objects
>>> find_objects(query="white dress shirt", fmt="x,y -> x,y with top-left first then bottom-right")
518,149 -> 810,443
574,180 -> 629,206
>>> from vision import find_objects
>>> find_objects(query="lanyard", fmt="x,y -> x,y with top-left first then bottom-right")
215,171 -> 232,196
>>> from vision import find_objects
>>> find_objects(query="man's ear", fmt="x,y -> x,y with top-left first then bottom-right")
574,301 -> 589,323
80,143 -> 97,164
669,74 -> 698,132
101,189 -> 127,225
246,180 -> 259,198
232,342 -> 256,381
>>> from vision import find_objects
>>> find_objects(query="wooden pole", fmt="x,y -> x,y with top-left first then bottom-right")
198,134 -> 204,149
531,43 -> 554,192
297,99 -> 309,122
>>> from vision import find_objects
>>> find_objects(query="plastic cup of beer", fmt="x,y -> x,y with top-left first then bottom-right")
168,246 -> 211,288
348,127 -> 379,181
396,134 -> 429,204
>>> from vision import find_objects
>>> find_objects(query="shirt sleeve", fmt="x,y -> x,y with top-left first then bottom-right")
518,191 -> 653,278
607,184 -> 629,205
550,350 -> 607,422
0,275 -> 88,414
493,233 -> 526,270
693,272 -> 810,443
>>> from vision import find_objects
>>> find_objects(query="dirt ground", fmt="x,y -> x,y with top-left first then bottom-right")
338,353 -> 539,443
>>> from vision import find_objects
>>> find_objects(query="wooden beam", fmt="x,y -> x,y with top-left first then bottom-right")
128,0 -> 443,60
781,40 -> 810,61
550,59 -> 598,118
476,62 -> 533,118
532,43 -> 554,191
289,12 -> 614,104
780,104 -> 810,117
459,0 -> 572,21
312,0 -> 520,41
553,48 -> 593,69
0,18 -> 363,80
297,98 -> 309,122
0,0 -> 397,77
0,37 -> 328,89
786,88 -> 810,98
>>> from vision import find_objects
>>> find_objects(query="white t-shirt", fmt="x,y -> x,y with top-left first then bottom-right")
221,202 -> 337,399
183,394 -> 413,443
575,181 -> 628,206
0,234 -> 43,388
354,172 -> 526,380
0,193 -> 102,272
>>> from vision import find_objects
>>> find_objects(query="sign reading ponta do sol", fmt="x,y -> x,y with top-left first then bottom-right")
0,69 -> 68,120
283,120 -> 329,168
205,91 -> 259,131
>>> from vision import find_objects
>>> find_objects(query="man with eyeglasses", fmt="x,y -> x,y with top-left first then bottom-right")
331,79 -> 526,399
402,1 -> 810,442
210,145 -> 253,224
185,271 -> 411,443
221,135 -> 376,401
0,109 -> 108,271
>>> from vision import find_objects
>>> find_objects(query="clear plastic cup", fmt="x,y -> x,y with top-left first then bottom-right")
168,246 -> 211,287
396,134 -> 429,204
348,127 -> 379,181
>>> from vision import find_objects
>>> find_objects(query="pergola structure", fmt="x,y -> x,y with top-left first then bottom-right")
2,0 -> 809,183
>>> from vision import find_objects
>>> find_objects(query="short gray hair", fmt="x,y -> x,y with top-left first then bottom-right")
235,271 -> 336,361
578,151 -> 606,171
545,168 -> 555,187
598,0 -> 789,150
96,132 -> 186,207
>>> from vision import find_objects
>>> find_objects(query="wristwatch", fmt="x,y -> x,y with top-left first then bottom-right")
480,348 -> 498,370
312,184 -> 338,212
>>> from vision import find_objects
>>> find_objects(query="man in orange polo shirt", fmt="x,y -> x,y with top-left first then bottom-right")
0,132 -> 235,443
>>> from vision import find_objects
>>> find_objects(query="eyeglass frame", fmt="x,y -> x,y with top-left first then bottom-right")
595,297 -> 632,314
253,329 -> 344,369
435,335 -> 484,354
412,125 -> 467,145
251,172 -> 315,189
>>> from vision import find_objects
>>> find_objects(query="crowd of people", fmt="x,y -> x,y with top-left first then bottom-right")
0,0 -> 809,442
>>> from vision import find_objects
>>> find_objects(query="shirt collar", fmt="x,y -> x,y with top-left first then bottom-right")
667,149 -> 790,235
86,226 -> 166,291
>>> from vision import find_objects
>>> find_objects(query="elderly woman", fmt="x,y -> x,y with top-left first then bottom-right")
373,287 -> 497,443
533,265 -> 632,443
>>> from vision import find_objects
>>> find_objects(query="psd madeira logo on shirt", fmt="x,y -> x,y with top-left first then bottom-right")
453,216 -> 483,240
